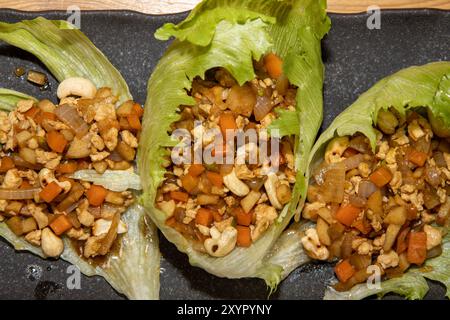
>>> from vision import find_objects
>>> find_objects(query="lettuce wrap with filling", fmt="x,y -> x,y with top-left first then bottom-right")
0,18 -> 160,300
303,62 -> 450,299
138,0 -> 330,289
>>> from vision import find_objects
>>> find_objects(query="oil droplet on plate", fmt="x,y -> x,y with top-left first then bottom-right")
25,264 -> 43,282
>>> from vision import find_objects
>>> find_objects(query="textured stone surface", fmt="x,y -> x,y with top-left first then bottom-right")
0,9 -> 448,300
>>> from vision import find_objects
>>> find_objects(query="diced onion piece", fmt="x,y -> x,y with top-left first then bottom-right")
98,212 -> 119,256
342,153 -> 365,170
245,177 -> 265,191
358,180 -> 378,199
349,195 -> 367,208
424,165 -> 441,187
349,135 -> 370,153
0,188 -> 41,200
54,104 -> 89,138
275,75 -> 289,95
253,95 -> 273,121
226,85 -> 256,117
433,152 -> 447,168
317,162 -> 346,203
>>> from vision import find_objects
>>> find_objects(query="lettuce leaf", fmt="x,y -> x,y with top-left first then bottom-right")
309,61 -> 450,167
324,272 -> 430,300
0,17 -> 132,104
0,19 -> 160,299
0,88 -> 37,112
260,221 -> 313,289
70,170 -> 142,192
139,0 -> 329,287
308,62 -> 450,300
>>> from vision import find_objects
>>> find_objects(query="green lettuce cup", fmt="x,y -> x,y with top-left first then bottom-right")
0,18 -> 160,300
303,62 -> 450,299
138,0 -> 330,288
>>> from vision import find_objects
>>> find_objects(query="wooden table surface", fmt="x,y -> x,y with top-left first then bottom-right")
1,0 -> 449,14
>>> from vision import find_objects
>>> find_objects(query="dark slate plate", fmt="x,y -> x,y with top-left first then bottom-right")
0,9 -> 449,300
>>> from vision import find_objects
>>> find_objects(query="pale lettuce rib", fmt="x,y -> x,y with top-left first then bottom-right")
0,88 -> 37,112
70,170 -> 142,192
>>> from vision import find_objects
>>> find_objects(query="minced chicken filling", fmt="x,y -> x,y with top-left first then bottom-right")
0,79 -> 143,259
157,54 -> 298,257
302,109 -> 449,291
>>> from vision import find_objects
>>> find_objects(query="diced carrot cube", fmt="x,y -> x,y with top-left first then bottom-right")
47,130 -> 68,153
219,112 -> 237,138
49,215 -> 73,236
170,191 -> 189,202
236,226 -> 252,247
335,204 -> 361,227
87,185 -> 108,206
406,147 -> 428,167
264,53 -> 283,79
334,259 -> 356,283
0,156 -> 15,172
206,171 -> 223,188
56,161 -> 78,174
235,207 -> 252,226
195,208 -> 214,227
188,164 -> 205,177
369,166 -> 393,187
39,181 -> 63,203
127,113 -> 142,130
407,232 -> 427,265
132,103 -> 144,117
19,180 -> 32,189
181,174 -> 199,193
24,106 -> 40,119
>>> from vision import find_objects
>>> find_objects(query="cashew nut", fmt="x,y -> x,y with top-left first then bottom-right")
252,204 -> 277,241
324,136 -> 349,164
38,168 -> 71,193
223,169 -> 250,197
92,218 -> 128,236
204,226 -> 237,257
41,228 -> 64,257
301,228 -> 329,260
264,173 -> 282,209
376,250 -> 399,269
157,200 -> 176,217
240,190 -> 261,213
57,77 -> 97,99
424,225 -> 442,250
